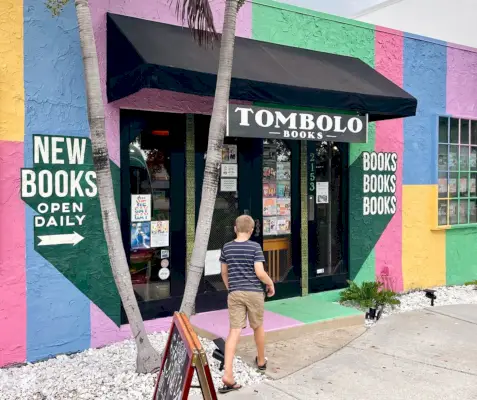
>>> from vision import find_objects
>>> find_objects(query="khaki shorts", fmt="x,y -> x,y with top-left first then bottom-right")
228,291 -> 265,330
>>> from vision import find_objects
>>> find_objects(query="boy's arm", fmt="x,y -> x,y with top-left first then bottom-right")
221,263 -> 229,290
254,244 -> 275,297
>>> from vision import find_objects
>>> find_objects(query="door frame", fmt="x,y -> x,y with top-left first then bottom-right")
307,141 -> 350,293
119,110 -> 187,323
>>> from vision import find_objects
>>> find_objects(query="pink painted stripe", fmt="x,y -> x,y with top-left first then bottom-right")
374,30 -> 404,292
0,141 -> 26,366
90,303 -> 173,348
446,46 -> 477,118
191,309 -> 304,339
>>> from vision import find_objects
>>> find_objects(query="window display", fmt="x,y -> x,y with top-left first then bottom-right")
129,134 -> 171,301
437,117 -> 477,225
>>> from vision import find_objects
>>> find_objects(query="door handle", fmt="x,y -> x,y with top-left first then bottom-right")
254,219 -> 261,237
308,195 -> 315,221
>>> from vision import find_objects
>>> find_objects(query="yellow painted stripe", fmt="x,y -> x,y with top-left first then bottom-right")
402,185 -> 446,290
0,0 -> 24,142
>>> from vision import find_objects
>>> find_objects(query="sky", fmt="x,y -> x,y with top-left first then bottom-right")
278,0 -> 389,17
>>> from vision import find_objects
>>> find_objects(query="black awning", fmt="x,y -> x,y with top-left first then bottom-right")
107,13 -> 417,121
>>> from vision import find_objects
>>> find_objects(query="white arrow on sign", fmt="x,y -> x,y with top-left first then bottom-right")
38,232 -> 84,246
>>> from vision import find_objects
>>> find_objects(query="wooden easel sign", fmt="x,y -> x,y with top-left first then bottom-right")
153,312 -> 217,400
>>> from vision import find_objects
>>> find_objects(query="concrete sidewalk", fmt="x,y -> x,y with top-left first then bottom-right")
200,305 -> 477,400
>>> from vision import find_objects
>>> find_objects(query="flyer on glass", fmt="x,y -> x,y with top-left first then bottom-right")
277,182 -> 291,198
131,222 -> 151,249
263,183 -> 277,198
263,217 -> 277,236
277,198 -> 291,216
131,194 -> 151,222
438,178 -> 447,194
220,178 -> 237,192
277,217 -> 291,234
221,163 -> 238,178
449,178 -> 457,195
151,220 -> 169,248
222,144 -> 237,164
316,182 -> 329,204
263,198 -> 277,216
277,162 -> 291,180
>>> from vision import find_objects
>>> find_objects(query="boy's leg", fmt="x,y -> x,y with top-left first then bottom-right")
246,292 -> 266,365
253,325 -> 266,366
223,292 -> 246,385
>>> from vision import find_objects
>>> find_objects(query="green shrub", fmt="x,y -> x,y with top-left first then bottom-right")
464,280 -> 477,286
340,280 -> 400,309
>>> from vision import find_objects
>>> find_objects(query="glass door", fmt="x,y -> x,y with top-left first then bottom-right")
307,141 -> 349,293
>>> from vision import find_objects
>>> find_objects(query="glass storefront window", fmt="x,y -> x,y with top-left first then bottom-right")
129,134 -> 171,301
262,139 -> 292,283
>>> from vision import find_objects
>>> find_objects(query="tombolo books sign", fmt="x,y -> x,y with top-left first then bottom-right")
227,105 -> 368,143
20,135 -> 121,325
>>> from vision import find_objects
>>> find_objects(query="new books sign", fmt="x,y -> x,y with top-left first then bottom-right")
227,105 -> 367,143
20,135 -> 120,325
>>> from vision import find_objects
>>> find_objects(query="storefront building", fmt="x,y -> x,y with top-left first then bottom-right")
1,0 -> 477,366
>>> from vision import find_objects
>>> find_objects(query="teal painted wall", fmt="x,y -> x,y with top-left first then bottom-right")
446,230 -> 477,285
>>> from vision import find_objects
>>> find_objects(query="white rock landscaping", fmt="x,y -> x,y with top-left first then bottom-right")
363,284 -> 477,327
0,332 -> 265,400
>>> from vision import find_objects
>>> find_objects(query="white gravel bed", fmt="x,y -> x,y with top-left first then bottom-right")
0,332 -> 265,400
361,284 -> 477,327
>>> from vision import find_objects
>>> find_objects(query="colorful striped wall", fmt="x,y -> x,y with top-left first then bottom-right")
1,0 -> 477,366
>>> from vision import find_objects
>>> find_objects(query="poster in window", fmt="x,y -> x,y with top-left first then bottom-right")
277,162 -> 291,180
470,202 -> 477,222
438,151 -> 448,170
449,150 -> 458,170
316,182 -> 329,204
277,182 -> 291,198
263,162 -> 277,182
438,202 -> 447,226
460,177 -> 468,194
438,178 -> 448,194
151,220 -> 169,248
277,217 -> 291,234
263,183 -> 277,198
131,222 -> 151,249
460,149 -> 470,170
459,201 -> 468,223
470,177 -> 477,194
263,217 -> 277,236
277,198 -> 291,216
222,144 -> 237,164
449,178 -> 457,196
471,149 -> 477,169
263,144 -> 277,160
131,194 -> 151,222
220,178 -> 237,192
449,201 -> 458,224
263,198 -> 277,216
221,164 -> 238,178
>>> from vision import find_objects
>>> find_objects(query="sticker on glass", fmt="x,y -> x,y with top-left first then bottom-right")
158,268 -> 170,280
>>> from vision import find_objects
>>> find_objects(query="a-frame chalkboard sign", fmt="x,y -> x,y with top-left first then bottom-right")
153,312 -> 217,400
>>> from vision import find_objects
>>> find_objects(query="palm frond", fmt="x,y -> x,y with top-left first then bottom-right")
172,0 -> 218,46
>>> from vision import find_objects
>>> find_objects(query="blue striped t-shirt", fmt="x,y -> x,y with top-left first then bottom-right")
220,240 -> 265,293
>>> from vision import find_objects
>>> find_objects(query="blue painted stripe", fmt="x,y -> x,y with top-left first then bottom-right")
24,0 -> 90,361
403,33 -> 447,185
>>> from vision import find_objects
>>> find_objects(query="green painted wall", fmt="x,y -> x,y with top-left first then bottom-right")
252,0 -> 378,285
446,230 -> 477,285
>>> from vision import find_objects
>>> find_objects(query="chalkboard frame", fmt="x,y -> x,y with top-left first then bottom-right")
153,313 -> 196,400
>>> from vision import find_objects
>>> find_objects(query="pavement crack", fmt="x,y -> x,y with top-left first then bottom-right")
349,345 -> 477,377
425,308 -> 477,326
264,380 -> 302,399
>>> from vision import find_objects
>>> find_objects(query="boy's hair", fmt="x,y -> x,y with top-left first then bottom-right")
235,215 -> 255,233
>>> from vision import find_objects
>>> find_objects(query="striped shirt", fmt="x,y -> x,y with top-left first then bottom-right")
220,240 -> 265,293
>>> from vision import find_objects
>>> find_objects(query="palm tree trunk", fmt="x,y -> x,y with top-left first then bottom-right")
74,0 -> 161,373
180,0 -> 239,317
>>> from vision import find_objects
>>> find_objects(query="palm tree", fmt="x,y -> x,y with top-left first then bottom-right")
47,0 -> 162,374
172,0 -> 243,317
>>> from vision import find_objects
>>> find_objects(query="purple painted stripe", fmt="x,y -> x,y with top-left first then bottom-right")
191,309 -> 304,339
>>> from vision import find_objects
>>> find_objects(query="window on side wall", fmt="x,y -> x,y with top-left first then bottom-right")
437,116 -> 477,226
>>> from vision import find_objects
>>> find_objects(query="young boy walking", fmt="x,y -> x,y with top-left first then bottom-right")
219,215 -> 275,393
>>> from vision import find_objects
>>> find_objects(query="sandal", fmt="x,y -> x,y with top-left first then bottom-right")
218,382 -> 242,394
255,357 -> 267,371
